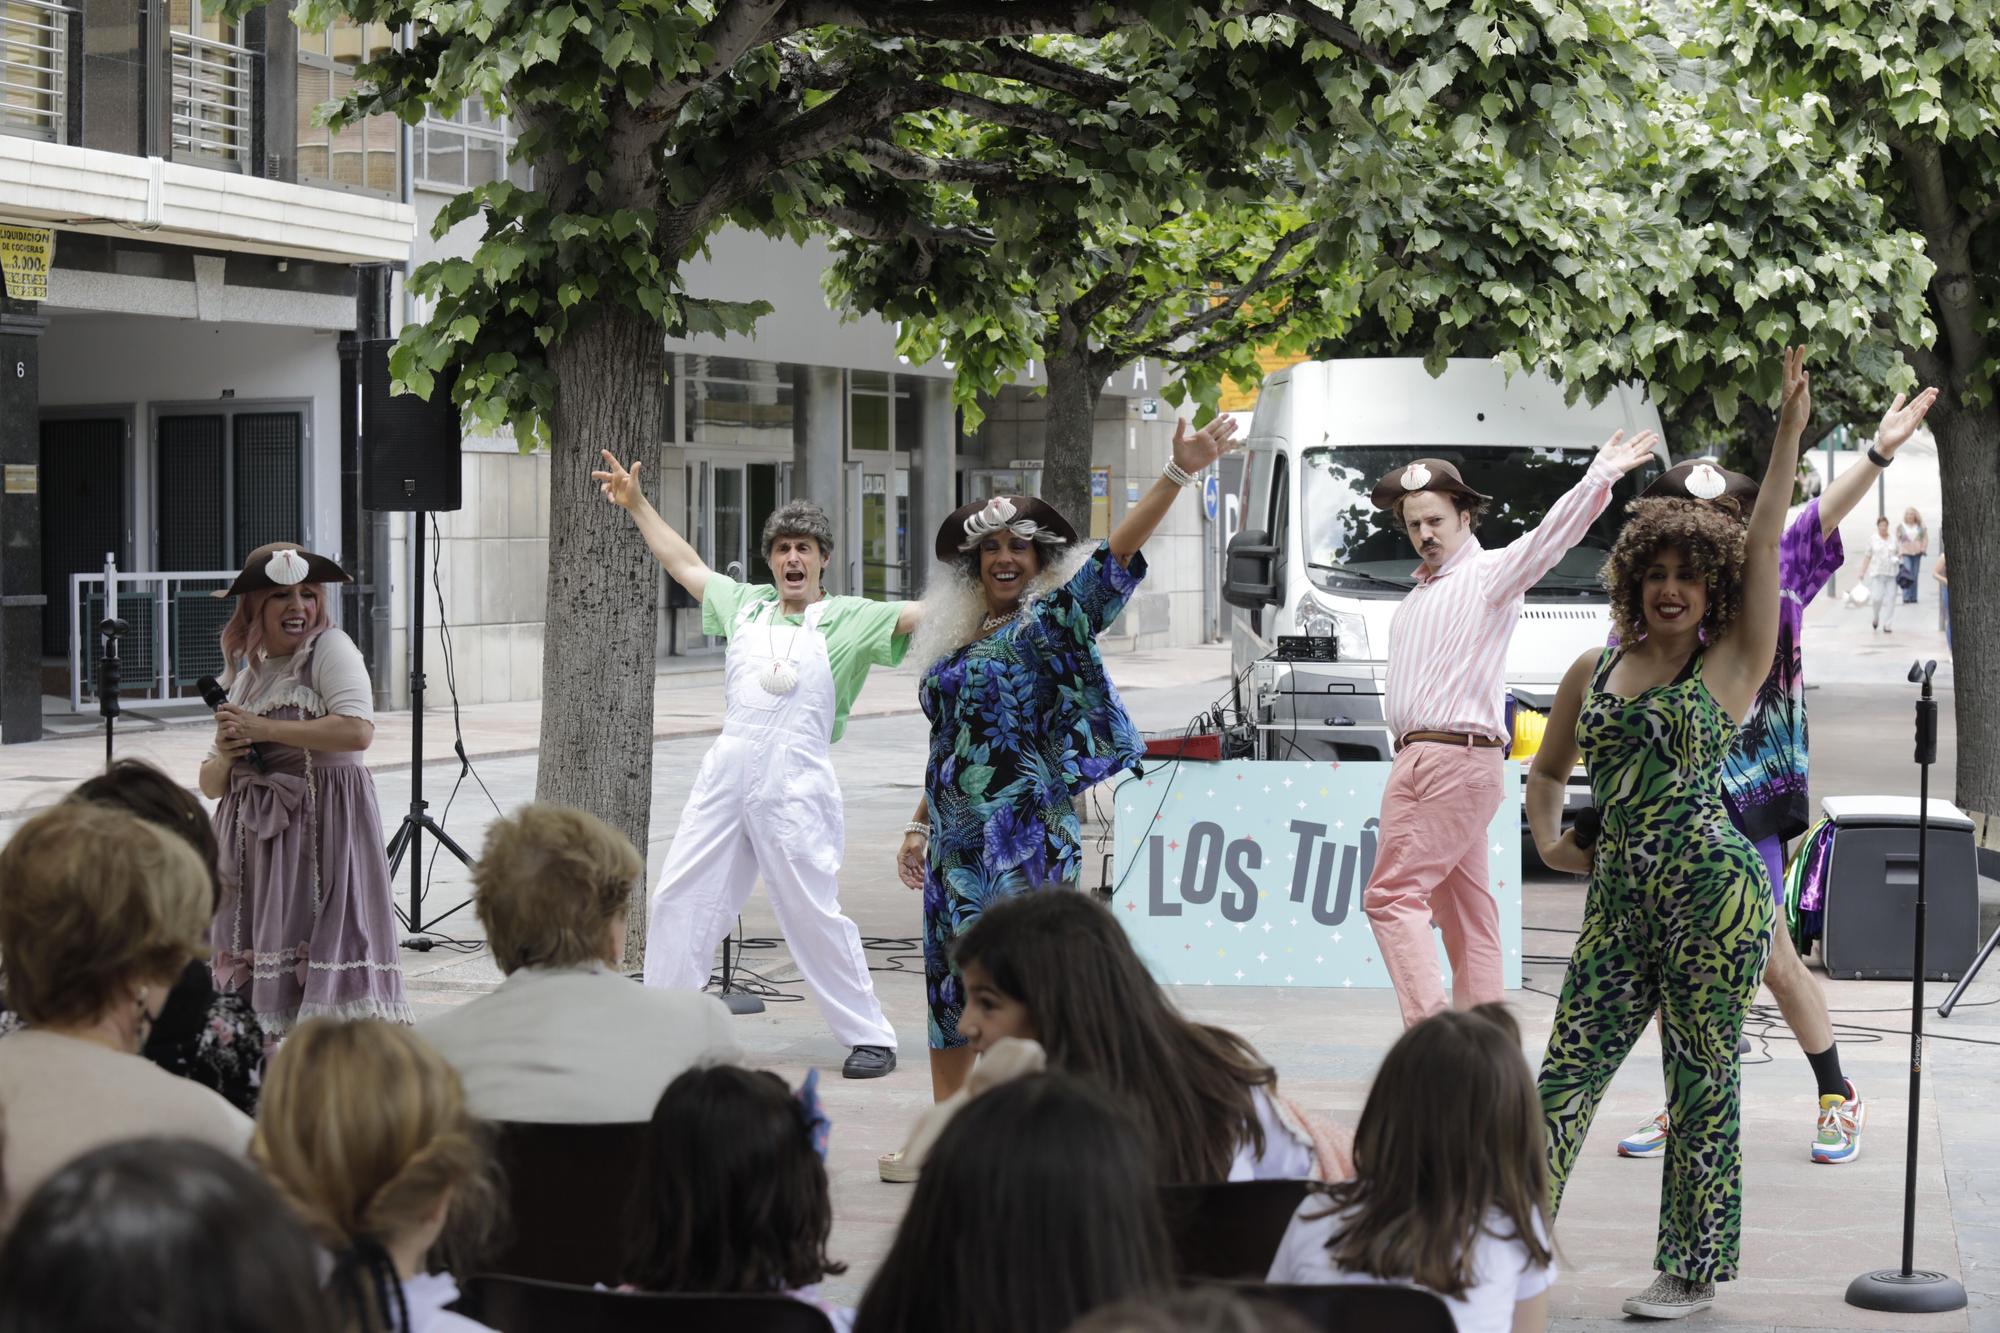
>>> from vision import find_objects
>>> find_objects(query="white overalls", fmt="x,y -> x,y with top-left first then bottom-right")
643,598 -> 896,1050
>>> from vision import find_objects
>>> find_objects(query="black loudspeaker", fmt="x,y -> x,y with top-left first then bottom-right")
1818,796 -> 1979,981
360,338 -> 462,512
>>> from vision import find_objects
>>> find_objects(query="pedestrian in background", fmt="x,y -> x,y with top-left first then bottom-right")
1861,517 -> 1899,632
1896,507 -> 1927,603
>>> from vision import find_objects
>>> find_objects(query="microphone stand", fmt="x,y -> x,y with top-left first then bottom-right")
97,617 -> 127,767
1845,659 -> 1966,1314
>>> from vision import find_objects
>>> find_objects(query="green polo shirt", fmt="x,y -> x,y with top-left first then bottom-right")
701,575 -> 911,743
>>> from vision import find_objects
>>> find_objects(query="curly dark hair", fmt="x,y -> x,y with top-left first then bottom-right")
1603,498 -> 1747,645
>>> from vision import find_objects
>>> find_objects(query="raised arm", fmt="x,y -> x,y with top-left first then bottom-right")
1107,416 -> 1241,565
1482,430 -> 1660,603
1708,348 -> 1809,713
1818,386 -> 1937,536
591,450 -> 713,599
1527,649 -> 1597,876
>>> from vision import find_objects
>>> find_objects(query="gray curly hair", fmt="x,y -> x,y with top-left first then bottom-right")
760,500 -> 834,558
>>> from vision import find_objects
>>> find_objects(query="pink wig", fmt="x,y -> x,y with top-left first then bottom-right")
218,584 -> 332,682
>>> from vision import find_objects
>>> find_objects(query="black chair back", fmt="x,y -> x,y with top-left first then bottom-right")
1232,1282 -> 1457,1333
456,1274 -> 838,1333
1159,1179 -> 1313,1281
487,1120 -> 651,1285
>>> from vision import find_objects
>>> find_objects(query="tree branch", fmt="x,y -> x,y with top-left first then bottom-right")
970,45 -> 1128,103
1244,0 -> 1464,110
857,137 -> 1029,187
1071,242 -> 1143,323
643,0 -> 796,123
1137,223 -> 1319,347
1899,138 -> 1985,379
915,82 -> 1106,150
811,203 -> 995,249
794,1 -> 1147,40
674,81 -> 949,244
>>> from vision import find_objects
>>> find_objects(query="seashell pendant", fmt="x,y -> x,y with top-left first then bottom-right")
759,659 -> 800,696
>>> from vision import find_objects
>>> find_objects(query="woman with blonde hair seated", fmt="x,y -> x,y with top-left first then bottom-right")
0,802 -> 252,1214
419,803 -> 738,1123
254,1018 -> 498,1333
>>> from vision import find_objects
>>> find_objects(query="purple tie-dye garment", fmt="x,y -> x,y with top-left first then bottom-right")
1720,499 -> 1844,845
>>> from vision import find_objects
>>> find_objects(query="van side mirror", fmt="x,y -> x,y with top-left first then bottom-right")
1224,529 -> 1281,609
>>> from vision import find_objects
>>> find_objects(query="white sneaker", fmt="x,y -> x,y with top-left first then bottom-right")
1812,1079 -> 1866,1164
1617,1109 -> 1670,1159
1622,1273 -> 1716,1319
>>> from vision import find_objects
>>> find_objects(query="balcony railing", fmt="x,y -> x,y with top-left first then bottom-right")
0,0 -> 73,143
170,29 -> 256,170
70,568 -> 235,709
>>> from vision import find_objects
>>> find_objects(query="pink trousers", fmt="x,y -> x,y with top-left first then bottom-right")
1363,742 -> 1506,1028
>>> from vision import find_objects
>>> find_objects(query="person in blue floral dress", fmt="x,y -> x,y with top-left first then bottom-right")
897,416 -> 1241,1100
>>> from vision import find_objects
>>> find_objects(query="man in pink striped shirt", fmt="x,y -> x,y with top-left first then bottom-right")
1362,432 -> 1661,1027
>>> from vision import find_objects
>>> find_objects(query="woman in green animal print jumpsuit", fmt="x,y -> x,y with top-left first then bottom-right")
1525,347 -> 1811,1320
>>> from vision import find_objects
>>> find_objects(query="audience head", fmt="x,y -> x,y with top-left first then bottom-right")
855,1072 -> 1169,1333
472,803 -> 641,973
253,1018 -> 494,1331
622,1063 -> 841,1295
1603,496 -> 1746,644
67,759 -> 224,910
1067,1289 -> 1318,1333
1324,1003 -> 1551,1297
0,1136 -> 331,1333
951,889 -> 1274,1182
0,802 -> 209,1040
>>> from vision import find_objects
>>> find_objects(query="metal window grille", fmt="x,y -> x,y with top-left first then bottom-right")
0,0 -> 73,143
171,28 -> 257,170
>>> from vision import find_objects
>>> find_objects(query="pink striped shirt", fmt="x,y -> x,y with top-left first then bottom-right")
1384,455 -> 1621,743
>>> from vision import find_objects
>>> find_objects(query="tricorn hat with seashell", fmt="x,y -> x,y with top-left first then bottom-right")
1368,457 -> 1492,511
1642,459 -> 1759,516
212,542 -> 355,599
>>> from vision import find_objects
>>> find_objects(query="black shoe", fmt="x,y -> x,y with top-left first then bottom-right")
1737,1035 -> 1752,1055
843,1045 -> 897,1079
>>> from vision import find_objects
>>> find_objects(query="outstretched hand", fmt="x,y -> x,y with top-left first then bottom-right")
1596,428 -> 1661,476
1776,346 -> 1811,437
1171,415 -> 1243,474
591,449 -> 645,511
1874,385 -> 1939,457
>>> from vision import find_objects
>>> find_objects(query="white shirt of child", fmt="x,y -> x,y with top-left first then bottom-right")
1226,1087 -> 1316,1181
403,1272 -> 498,1333
1266,1200 -> 1554,1333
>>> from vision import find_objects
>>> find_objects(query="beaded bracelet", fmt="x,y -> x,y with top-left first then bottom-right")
904,822 -> 931,837
1163,460 -> 1198,488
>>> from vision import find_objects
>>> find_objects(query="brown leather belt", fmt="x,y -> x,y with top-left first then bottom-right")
1400,730 -> 1507,749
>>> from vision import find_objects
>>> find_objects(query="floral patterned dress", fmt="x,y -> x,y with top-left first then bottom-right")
919,544 -> 1146,1048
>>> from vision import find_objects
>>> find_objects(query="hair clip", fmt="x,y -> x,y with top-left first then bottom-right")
796,1068 -> 832,1160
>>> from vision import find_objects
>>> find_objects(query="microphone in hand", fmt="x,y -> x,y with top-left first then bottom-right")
196,676 -> 267,774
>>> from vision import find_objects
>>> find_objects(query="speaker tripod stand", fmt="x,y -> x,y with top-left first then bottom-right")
384,511 -> 476,940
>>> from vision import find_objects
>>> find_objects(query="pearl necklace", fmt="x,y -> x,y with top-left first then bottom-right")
982,608 -> 1020,634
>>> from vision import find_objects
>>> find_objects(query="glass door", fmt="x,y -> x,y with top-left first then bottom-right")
857,464 -> 903,599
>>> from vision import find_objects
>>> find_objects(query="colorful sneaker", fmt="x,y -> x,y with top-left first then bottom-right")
1813,1079 -> 1866,1164
1617,1109 -> 1671,1158
1622,1273 -> 1716,1319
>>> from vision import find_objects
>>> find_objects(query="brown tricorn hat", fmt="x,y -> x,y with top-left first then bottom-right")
935,494 -> 1081,562
213,542 -> 354,599
1643,459 -> 1759,515
1368,458 -> 1492,511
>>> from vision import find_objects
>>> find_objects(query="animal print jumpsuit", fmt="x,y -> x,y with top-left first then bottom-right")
1538,648 -> 1772,1283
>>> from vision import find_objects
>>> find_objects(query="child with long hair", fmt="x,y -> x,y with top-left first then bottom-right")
252,1018 -> 498,1333
620,1064 -> 850,1329
855,1072 -> 1169,1333
1267,1005 -> 1555,1333
947,889 -> 1348,1183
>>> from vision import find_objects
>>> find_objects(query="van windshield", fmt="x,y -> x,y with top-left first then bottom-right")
1300,445 -> 1662,596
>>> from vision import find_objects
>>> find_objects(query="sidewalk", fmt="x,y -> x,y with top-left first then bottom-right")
0,642 -> 1235,820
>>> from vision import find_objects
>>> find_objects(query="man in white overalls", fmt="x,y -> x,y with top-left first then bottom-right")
594,452 -> 917,1078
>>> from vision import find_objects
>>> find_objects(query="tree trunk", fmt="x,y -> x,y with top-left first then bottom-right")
1932,400 -> 2000,825
1042,339 -> 1104,537
538,300 -> 669,964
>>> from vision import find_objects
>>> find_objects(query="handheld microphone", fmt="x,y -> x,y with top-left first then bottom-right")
196,676 -> 267,774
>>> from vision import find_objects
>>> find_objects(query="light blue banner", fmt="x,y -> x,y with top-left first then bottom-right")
1109,759 -> 1522,988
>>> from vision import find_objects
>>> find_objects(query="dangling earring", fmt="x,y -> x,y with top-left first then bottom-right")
133,985 -> 152,1049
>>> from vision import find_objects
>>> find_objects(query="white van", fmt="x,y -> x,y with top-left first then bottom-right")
1223,359 -> 1668,808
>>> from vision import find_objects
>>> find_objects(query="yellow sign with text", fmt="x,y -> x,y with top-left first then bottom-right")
0,225 -> 53,302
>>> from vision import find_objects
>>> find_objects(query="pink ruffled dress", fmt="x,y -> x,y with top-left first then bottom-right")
209,627 -> 411,1034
